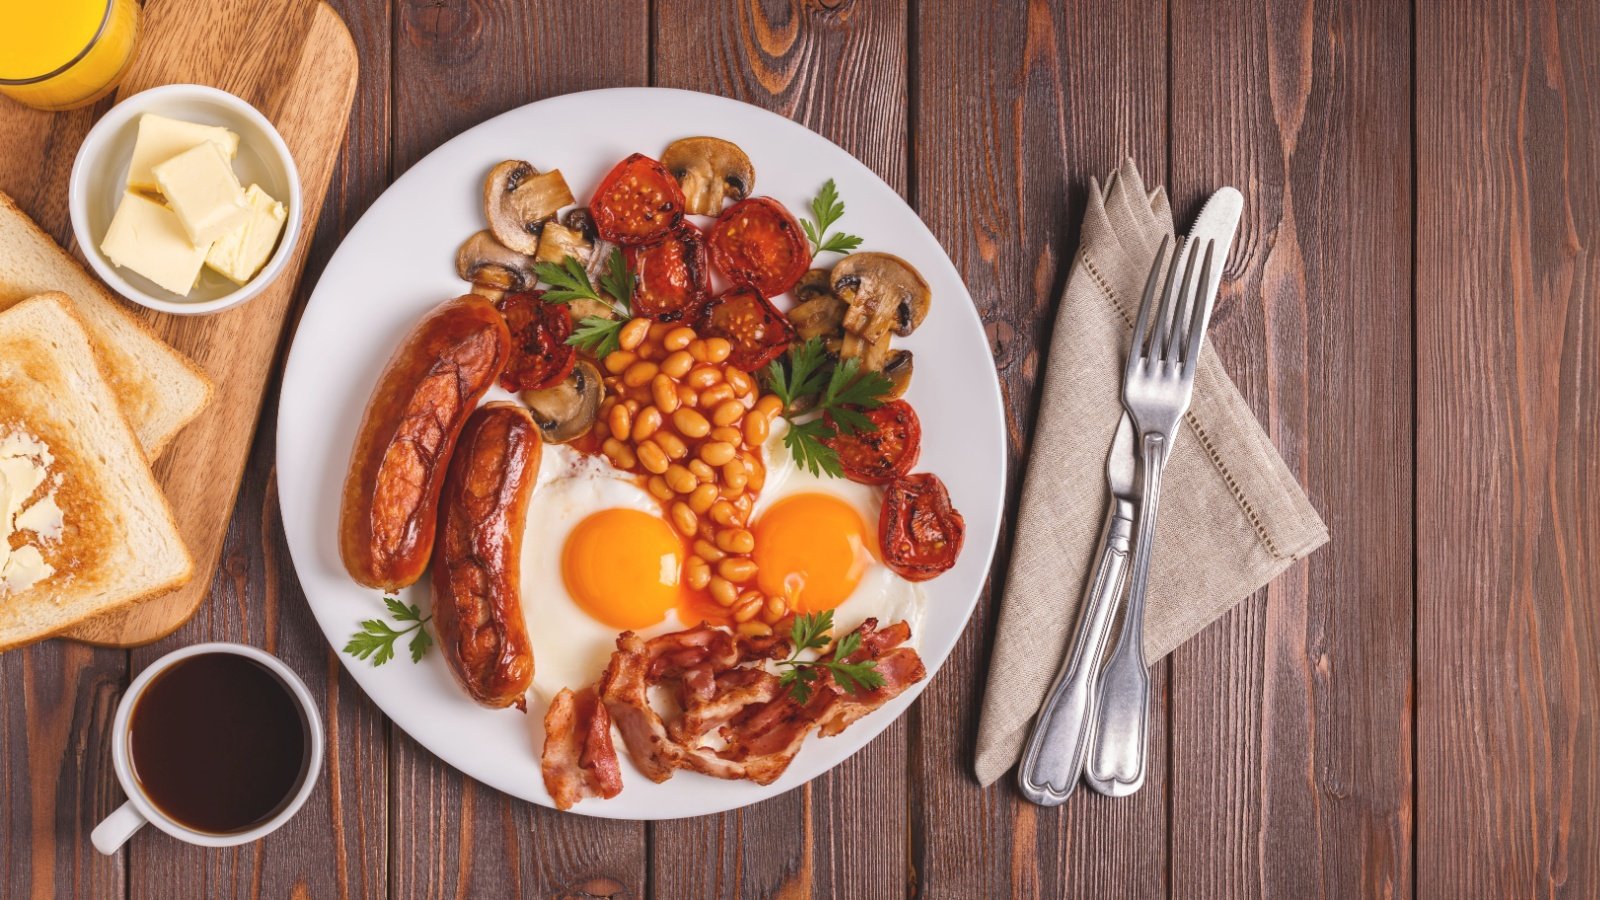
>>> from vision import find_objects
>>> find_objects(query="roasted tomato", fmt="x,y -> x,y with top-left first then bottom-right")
879,473 -> 964,582
590,153 -> 685,245
625,223 -> 709,322
497,291 -> 576,391
708,197 -> 812,297
697,285 -> 797,371
825,400 -> 922,485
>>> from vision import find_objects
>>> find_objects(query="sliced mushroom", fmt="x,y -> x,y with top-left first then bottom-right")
563,207 -> 599,243
880,348 -> 914,398
788,293 -> 847,341
793,268 -> 833,304
457,230 -> 538,292
485,160 -> 575,254
661,137 -> 755,216
838,335 -> 912,397
535,222 -> 594,266
832,252 -> 932,341
519,359 -> 603,443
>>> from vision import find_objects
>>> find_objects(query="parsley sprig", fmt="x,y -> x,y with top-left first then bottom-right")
762,337 -> 893,477
344,596 -> 433,666
534,249 -> 635,357
776,610 -> 887,703
800,179 -> 864,255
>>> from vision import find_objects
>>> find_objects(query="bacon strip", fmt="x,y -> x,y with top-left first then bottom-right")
541,686 -> 622,810
597,632 -> 684,782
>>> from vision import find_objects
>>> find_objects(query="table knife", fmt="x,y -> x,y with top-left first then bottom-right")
1015,413 -> 1136,805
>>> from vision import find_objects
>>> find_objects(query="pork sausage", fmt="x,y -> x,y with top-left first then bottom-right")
339,295 -> 510,590
431,402 -> 539,708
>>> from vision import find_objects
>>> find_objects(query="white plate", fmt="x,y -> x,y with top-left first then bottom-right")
276,88 -> 1005,819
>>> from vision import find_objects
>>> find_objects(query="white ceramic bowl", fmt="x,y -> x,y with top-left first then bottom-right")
69,83 -> 302,316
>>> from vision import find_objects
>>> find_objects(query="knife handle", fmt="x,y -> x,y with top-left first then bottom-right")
1015,497 -> 1135,806
1085,433 -> 1168,797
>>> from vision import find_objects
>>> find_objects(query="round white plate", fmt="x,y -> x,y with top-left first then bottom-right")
277,88 -> 1005,819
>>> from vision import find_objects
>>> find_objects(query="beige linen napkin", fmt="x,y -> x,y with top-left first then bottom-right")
974,159 -> 1329,786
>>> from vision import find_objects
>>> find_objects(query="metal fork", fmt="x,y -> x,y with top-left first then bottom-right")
1082,235 -> 1218,796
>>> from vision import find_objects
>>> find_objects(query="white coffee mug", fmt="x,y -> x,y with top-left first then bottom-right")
91,642 -> 325,854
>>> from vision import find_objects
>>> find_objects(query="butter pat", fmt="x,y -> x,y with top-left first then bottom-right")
205,184 -> 287,284
0,431 -> 58,594
100,191 -> 212,295
126,113 -> 240,193
153,142 -> 249,245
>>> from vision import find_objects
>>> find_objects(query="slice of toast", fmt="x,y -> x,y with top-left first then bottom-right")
0,191 -> 213,459
0,294 -> 193,652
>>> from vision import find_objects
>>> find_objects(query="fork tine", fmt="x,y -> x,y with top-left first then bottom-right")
1127,235 -> 1170,373
1148,236 -> 1189,364
1180,240 -> 1217,376
1164,238 -> 1203,363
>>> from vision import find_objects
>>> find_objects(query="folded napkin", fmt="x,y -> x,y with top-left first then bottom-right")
974,159 -> 1329,786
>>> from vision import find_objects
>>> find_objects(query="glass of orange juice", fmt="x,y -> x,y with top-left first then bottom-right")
0,0 -> 141,111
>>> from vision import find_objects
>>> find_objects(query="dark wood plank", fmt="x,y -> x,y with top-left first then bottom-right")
1164,1 -> 1414,897
1416,1 -> 1600,896
648,2 -> 909,897
387,3 -> 649,897
909,1 -> 1169,897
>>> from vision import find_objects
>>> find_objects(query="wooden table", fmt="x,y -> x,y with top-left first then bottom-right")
3,1 -> 1595,897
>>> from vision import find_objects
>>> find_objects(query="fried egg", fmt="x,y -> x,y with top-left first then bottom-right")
750,421 -> 926,642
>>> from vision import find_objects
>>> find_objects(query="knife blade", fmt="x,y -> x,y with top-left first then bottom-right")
1016,413 -> 1137,805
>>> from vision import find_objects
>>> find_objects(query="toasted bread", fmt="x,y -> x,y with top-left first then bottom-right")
0,191 -> 213,458
0,294 -> 193,652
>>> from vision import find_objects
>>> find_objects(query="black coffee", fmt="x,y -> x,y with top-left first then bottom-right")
129,653 -> 308,834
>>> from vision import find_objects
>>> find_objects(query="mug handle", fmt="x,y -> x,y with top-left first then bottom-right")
91,800 -> 147,855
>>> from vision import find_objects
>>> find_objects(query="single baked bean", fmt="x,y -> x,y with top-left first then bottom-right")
722,459 -> 749,492
688,483 -> 719,514
665,463 -> 697,494
687,366 -> 722,390
755,395 -> 784,419
747,458 -> 766,491
602,439 -> 635,470
604,350 -> 637,375
735,621 -> 772,637
743,413 -> 769,446
699,383 -> 734,408
732,595 -> 762,623
709,500 -> 737,526
685,556 -> 711,590
699,441 -> 736,467
623,360 -> 659,388
672,407 -> 711,439
718,557 -> 757,583
619,317 -> 650,351
709,426 -> 742,445
709,576 -> 738,607
677,385 -> 699,408
712,399 -> 745,427
646,475 -> 673,501
703,338 -> 732,363
763,594 -> 788,621
655,430 -> 688,460
637,439 -> 669,474
693,538 -> 725,562
716,528 -> 755,554
670,502 -> 698,535
632,406 -> 662,441
664,327 -> 696,351
725,367 -> 753,395
608,403 -> 631,440
731,492 -> 754,521
660,350 -> 694,379
651,374 -> 680,414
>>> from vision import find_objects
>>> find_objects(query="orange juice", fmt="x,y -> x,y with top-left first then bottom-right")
0,0 -> 140,110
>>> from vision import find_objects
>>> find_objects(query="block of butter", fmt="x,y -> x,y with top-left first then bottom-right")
100,191 -> 212,295
153,142 -> 250,245
126,113 -> 239,193
205,184 -> 287,284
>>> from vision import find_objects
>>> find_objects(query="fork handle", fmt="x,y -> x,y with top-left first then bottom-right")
1015,496 -> 1135,805
1084,432 -> 1167,797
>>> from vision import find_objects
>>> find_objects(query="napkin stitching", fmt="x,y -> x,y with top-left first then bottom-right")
1082,254 -> 1289,560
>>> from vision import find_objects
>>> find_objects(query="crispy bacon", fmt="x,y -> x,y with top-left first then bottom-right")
815,647 -> 925,737
541,686 -> 623,810
670,667 -> 782,745
597,631 -> 684,782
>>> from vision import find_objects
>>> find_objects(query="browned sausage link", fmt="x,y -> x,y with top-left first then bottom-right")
431,403 -> 540,708
339,295 -> 510,590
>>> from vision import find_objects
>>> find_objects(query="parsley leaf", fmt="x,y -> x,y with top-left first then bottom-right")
597,248 -> 633,314
532,250 -> 635,358
776,610 -> 883,703
802,179 -> 865,256
344,596 -> 433,667
568,316 -> 627,358
534,255 -> 604,304
761,338 -> 894,477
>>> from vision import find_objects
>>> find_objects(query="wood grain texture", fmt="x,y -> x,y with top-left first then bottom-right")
59,0 -> 360,646
650,2 -> 909,897
1416,0 -> 1600,896
909,1 -> 1170,897
1164,0 -> 1415,897
387,3 -> 649,897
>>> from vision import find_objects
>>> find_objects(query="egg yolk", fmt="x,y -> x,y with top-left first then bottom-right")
562,508 -> 682,630
752,493 -> 871,613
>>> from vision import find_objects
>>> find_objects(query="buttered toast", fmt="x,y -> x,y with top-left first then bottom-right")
0,294 -> 193,651
0,191 -> 212,458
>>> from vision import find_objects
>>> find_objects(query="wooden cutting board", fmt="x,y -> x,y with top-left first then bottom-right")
0,0 -> 358,646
